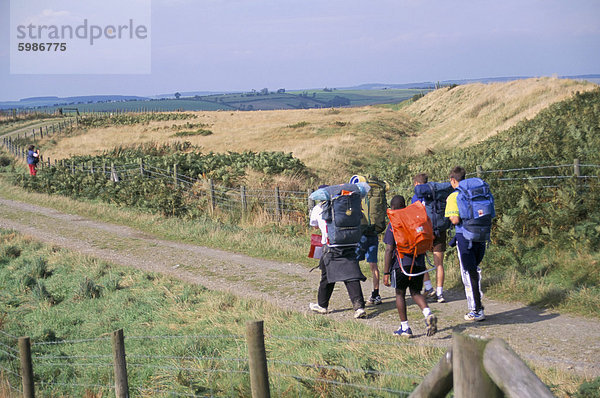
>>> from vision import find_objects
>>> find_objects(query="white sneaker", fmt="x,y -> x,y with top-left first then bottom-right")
354,308 -> 366,319
309,303 -> 328,314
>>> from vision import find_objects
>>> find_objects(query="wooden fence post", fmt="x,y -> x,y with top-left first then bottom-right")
241,186 -> 248,216
452,332 -> 502,398
18,336 -> 35,398
112,329 -> 129,398
476,165 -> 483,178
408,348 -> 453,398
275,187 -> 282,220
173,163 -> 178,185
111,163 -> 120,182
71,161 -> 74,174
209,179 -> 216,213
246,320 -> 270,398
139,158 -> 144,177
574,158 -> 580,177
483,338 -> 553,398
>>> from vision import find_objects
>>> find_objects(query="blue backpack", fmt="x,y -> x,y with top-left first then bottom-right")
456,178 -> 496,243
320,184 -> 363,245
414,182 -> 454,237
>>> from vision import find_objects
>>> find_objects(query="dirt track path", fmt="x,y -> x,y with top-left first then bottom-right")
0,197 -> 598,377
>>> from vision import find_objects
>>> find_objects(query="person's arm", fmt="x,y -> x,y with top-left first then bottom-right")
383,242 -> 395,287
445,192 -> 460,225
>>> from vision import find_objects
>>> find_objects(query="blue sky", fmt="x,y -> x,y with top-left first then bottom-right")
1,0 -> 599,101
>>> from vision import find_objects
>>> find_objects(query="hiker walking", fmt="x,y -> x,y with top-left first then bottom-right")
412,173 -> 453,303
383,195 -> 437,338
27,145 -> 39,176
309,183 -> 368,319
445,166 -> 495,321
350,175 -> 388,305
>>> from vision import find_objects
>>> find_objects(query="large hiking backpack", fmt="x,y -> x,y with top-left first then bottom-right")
351,175 -> 388,235
387,201 -> 434,259
456,178 -> 496,243
414,182 -> 454,236
320,183 -> 363,245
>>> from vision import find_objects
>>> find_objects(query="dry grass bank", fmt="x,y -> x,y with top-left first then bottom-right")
404,77 -> 597,153
43,77 -> 597,179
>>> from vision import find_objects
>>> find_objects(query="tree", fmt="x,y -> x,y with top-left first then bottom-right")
174,92 -> 181,99
260,88 -> 269,95
277,88 -> 285,93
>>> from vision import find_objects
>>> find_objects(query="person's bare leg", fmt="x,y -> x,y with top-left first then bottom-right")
434,251 -> 444,288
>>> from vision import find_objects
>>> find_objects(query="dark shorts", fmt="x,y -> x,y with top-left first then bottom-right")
393,267 -> 425,292
433,233 -> 447,252
356,234 -> 378,263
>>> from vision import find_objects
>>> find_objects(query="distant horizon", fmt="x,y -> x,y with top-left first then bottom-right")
2,73 -> 599,104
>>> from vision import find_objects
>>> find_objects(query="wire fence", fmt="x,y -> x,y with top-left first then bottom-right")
1,325 -> 434,397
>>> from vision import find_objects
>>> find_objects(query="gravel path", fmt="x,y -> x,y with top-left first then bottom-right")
0,197 -> 598,377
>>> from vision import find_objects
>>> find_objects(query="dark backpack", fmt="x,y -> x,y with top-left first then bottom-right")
321,183 -> 363,245
361,175 -> 388,235
414,182 -> 454,237
456,178 -> 496,243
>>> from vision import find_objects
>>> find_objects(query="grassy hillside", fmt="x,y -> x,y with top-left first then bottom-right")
404,77 -> 594,153
37,78 -> 596,182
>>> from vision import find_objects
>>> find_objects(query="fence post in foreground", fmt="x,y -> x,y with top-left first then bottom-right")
112,329 -> 129,398
408,348 -> 453,398
483,338 -> 553,398
18,336 -> 35,398
452,332 -> 502,398
241,186 -> 248,216
139,158 -> 144,177
275,187 -> 282,220
111,163 -> 120,182
476,165 -> 483,178
246,320 -> 270,398
209,179 -> 215,213
574,158 -> 580,177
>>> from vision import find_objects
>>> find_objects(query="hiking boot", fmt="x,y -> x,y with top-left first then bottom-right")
464,310 -> 486,322
354,308 -> 367,319
436,294 -> 446,303
368,294 -> 382,305
425,314 -> 438,336
309,303 -> 328,314
393,327 -> 413,338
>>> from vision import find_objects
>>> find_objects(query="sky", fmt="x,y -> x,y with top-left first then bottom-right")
1,0 -> 599,101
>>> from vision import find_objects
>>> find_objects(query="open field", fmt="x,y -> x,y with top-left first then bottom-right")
39,78 -> 596,182
1,89 -> 427,114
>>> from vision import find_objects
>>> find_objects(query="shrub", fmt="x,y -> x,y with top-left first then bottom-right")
78,277 -> 102,299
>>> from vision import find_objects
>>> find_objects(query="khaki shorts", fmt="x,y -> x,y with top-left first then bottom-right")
433,233 -> 447,253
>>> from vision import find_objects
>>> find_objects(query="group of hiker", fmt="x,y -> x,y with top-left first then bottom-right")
308,166 -> 495,338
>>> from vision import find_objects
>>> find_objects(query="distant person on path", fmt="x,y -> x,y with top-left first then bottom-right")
412,173 -> 451,303
309,184 -> 368,319
383,195 -> 437,338
445,166 -> 494,321
27,145 -> 39,176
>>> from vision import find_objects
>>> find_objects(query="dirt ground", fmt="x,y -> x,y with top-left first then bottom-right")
0,197 -> 598,378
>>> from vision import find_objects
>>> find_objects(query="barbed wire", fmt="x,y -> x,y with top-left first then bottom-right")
0,364 -> 20,378
0,348 -> 18,359
0,341 -> 18,354
37,381 -> 114,391
0,330 -> 18,340
134,386 -> 207,397
32,336 -> 111,346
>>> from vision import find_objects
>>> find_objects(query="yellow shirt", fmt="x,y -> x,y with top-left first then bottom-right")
445,191 -> 459,218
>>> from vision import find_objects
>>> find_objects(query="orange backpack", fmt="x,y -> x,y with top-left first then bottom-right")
387,201 -> 434,266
